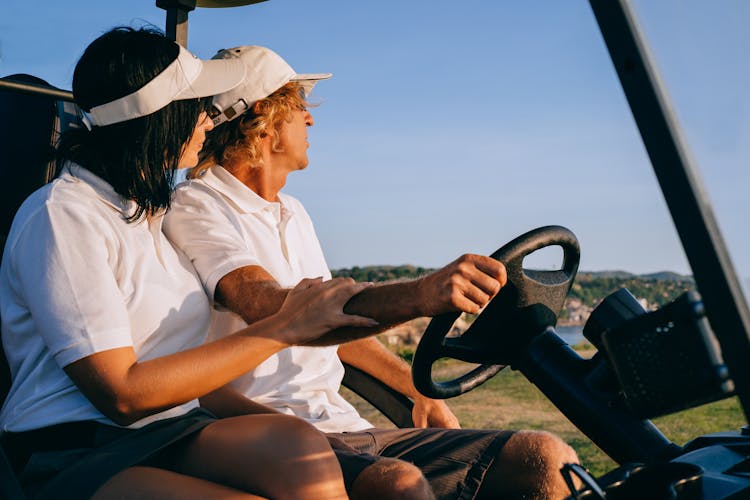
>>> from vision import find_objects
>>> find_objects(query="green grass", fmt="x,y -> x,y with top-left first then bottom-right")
341,352 -> 745,477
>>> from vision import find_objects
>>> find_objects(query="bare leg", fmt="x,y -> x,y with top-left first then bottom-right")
93,466 -> 265,499
350,458 -> 434,500
161,414 -> 348,500
476,430 -> 580,500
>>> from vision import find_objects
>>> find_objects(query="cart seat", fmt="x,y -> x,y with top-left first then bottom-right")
0,73 -> 76,500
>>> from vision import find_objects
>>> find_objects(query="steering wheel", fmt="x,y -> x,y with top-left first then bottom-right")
412,225 -> 580,399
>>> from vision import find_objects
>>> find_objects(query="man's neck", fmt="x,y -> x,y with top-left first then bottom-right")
224,158 -> 287,202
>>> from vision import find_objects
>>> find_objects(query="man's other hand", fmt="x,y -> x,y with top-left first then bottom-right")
412,396 -> 460,429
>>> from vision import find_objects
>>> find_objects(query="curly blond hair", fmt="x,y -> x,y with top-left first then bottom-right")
189,82 -> 310,179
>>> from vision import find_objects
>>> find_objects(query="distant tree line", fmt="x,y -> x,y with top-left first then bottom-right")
331,266 -> 695,309
331,265 -> 432,283
569,273 -> 695,308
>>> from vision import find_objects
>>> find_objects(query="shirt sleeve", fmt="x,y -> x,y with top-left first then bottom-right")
7,200 -> 133,368
164,183 -> 261,302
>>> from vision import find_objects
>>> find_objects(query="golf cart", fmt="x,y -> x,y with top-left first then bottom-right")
1,1 -> 749,498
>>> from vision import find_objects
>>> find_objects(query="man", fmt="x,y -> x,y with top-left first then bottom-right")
164,45 -> 579,499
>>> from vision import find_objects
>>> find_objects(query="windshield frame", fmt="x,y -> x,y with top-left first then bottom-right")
589,0 -> 750,422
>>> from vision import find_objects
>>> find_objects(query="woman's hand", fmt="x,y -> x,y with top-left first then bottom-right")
275,277 -> 378,344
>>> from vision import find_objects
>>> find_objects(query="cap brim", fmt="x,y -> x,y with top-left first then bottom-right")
175,57 -> 247,100
292,73 -> 332,96
292,73 -> 333,82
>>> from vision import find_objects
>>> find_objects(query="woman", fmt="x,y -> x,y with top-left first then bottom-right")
0,27 -> 375,499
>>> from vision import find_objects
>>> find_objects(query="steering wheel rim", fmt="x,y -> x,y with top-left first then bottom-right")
412,225 -> 580,399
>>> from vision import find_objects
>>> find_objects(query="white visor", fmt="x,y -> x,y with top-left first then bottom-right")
81,45 -> 247,128
211,45 -> 331,126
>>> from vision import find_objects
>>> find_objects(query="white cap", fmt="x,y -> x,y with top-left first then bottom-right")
211,45 -> 331,126
80,45 -> 247,128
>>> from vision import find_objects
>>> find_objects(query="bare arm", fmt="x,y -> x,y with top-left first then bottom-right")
337,337 -> 460,428
341,254 -> 507,320
215,254 -> 507,346
314,253 -> 506,344
65,278 -> 375,426
215,265 -> 288,324
216,266 -> 418,331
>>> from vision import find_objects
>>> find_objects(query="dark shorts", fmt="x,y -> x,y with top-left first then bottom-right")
1,408 -> 217,500
328,427 -> 513,500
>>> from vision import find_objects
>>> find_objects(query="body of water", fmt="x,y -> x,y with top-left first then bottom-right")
555,325 -> 585,346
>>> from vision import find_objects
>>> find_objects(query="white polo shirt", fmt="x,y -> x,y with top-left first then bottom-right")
165,166 -> 372,432
0,165 -> 210,431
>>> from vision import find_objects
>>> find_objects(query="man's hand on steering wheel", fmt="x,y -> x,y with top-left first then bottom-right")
416,254 -> 508,317
412,395 -> 461,429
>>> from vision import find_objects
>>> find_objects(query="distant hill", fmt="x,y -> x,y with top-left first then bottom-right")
641,271 -> 694,282
569,272 -> 694,311
333,266 -> 748,334
579,270 -> 694,282
331,265 -> 697,312
580,270 -> 634,279
331,265 -> 432,283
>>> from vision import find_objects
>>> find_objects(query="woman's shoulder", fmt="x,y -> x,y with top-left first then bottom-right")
10,172 -> 121,242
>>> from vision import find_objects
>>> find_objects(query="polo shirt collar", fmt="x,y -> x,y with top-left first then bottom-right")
201,165 -> 294,218
64,163 -> 138,217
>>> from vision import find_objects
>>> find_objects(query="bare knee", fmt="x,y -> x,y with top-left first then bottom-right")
351,458 -> 434,500
263,414 -> 333,458
481,430 -> 578,500
258,415 -> 348,498
199,413 -> 333,464
508,429 -> 578,468
181,414 -> 346,500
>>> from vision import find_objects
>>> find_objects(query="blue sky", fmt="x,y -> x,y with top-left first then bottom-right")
1,1 -> 747,291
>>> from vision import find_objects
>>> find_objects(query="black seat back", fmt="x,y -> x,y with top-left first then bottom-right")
1,74 -> 67,406
0,74 -> 68,499
0,75 -> 62,241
